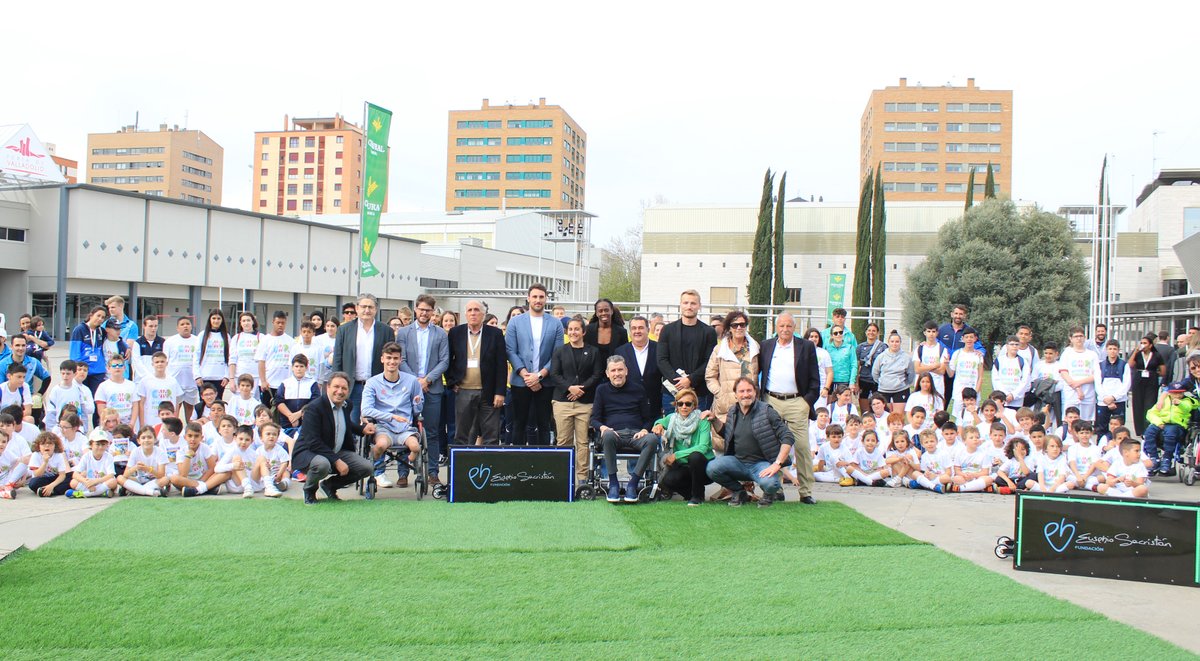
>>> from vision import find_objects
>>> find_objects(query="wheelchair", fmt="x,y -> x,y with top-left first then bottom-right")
574,428 -> 666,502
1177,421 -> 1199,487
356,418 -> 446,500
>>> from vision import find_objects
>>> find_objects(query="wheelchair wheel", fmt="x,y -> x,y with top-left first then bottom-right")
994,536 -> 1014,560
575,485 -> 593,501
638,485 -> 655,503
365,478 -> 378,500
415,474 -> 427,501
432,482 -> 447,500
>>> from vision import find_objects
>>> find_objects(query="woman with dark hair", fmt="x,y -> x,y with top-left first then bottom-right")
584,298 -> 628,368
309,311 -> 326,336
551,317 -> 602,483
229,311 -> 263,388
1128,333 -> 1166,436
805,327 -> 834,410
194,309 -> 231,397
705,310 -> 759,451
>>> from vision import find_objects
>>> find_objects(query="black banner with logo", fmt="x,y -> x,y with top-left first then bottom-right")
448,446 -> 574,503
1014,492 -> 1200,587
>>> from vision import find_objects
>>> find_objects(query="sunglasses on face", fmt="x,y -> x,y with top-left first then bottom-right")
675,401 -> 696,408
832,331 -> 844,336
729,322 -> 747,329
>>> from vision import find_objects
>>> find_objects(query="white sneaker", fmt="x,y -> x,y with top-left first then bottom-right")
242,487 -> 254,499
375,475 -> 394,488
885,476 -> 902,488
264,482 -> 282,498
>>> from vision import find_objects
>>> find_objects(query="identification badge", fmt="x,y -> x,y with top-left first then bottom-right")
467,359 -> 479,369
1140,370 -> 1149,379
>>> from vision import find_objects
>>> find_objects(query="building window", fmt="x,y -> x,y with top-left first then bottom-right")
287,184 -> 297,194
920,183 -> 938,193
922,103 -> 938,112
946,163 -> 965,173
261,137 -> 269,145
946,103 -> 964,112
967,143 -> 1001,153
286,200 -> 297,211
334,199 -> 341,207
335,167 -> 343,175
456,137 -> 501,146
288,153 -> 299,162
946,183 -> 965,193
507,119 -> 553,128
884,142 -> 916,152
303,183 -> 314,194
261,168 -> 268,176
506,154 -> 552,163
289,137 -> 299,148
920,163 -> 938,172
507,137 -> 553,145
456,120 -> 501,129
946,143 -> 963,152
302,200 -> 313,211
454,189 -> 500,198
883,102 -> 918,112
261,152 -> 269,161
1164,279 -> 1189,297
946,123 -> 962,132
1185,208 -> 1200,238
334,183 -> 342,191
883,162 -> 916,172
504,189 -> 551,198
304,168 -> 314,179
336,136 -> 344,144
182,151 -> 212,165
304,152 -> 315,163
968,123 -> 1002,133
784,287 -> 802,303
456,154 -> 501,163
968,163 -> 1001,173
335,151 -> 343,159
259,199 -> 267,207
710,287 -> 737,305
305,137 -> 315,148
259,184 -> 267,191
506,171 -> 551,180
456,172 -> 500,181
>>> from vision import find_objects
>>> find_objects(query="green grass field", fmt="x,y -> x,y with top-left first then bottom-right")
0,499 -> 1189,659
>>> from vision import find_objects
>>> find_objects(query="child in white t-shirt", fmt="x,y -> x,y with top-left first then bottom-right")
95,356 -> 141,428
903,406 -> 928,441
848,430 -> 892,486
949,427 -> 994,493
138,353 -> 179,426
27,432 -> 71,497
1098,437 -> 1150,498
229,375 -> 259,426
65,431 -> 117,498
947,329 -> 984,421
0,430 -> 30,498
1,363 -> 32,421
55,413 -> 89,471
1029,435 -> 1070,493
118,426 -> 169,497
814,424 -> 850,484
827,386 -> 858,428
985,423 -> 1008,473
156,417 -> 184,478
44,360 -> 94,432
0,414 -> 32,467
1064,421 -> 1102,491
174,422 -> 224,497
216,426 -> 258,495
910,429 -> 952,493
994,436 -> 1035,494
842,415 -> 864,456
251,422 -> 291,498
883,430 -> 919,487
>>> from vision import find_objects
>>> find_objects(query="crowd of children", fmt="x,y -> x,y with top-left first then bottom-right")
804,384 -> 1170,499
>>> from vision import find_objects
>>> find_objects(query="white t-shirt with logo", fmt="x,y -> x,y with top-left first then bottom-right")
163,334 -> 201,387
95,379 -> 141,425
255,333 -> 295,388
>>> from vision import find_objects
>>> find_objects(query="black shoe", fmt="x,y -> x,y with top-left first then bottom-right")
729,489 -> 751,507
320,481 -> 341,501
871,479 -> 887,487
117,486 -> 128,497
800,495 -> 817,505
303,488 -> 318,505
757,493 -> 775,508
182,487 -> 199,498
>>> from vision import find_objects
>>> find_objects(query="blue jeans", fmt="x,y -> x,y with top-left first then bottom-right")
706,455 -> 782,495
396,390 -> 441,479
1094,401 -> 1126,437
349,382 -> 364,426
1143,423 -> 1185,465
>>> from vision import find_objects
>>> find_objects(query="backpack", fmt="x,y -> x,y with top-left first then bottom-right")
992,354 -> 1025,373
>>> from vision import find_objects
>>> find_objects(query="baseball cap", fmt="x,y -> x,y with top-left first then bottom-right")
1167,382 -> 1187,393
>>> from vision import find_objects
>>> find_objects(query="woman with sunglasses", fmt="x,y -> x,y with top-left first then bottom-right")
705,310 -> 760,451
653,387 -> 714,506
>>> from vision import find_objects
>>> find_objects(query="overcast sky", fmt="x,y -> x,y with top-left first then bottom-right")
9,1 -> 1199,246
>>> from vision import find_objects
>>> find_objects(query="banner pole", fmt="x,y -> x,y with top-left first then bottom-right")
356,100 -> 366,298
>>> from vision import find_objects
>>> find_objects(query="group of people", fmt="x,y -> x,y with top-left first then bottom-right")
0,289 -> 1197,506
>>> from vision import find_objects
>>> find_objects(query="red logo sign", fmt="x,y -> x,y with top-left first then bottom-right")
5,137 -> 44,158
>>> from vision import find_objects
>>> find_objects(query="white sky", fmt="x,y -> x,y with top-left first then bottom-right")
9,1 -> 1199,246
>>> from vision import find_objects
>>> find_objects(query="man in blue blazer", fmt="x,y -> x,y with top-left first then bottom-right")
615,314 -> 661,417
395,294 -> 450,485
504,284 -> 561,445
332,294 -> 396,425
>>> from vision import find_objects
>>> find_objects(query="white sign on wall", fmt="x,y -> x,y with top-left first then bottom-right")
0,124 -> 66,183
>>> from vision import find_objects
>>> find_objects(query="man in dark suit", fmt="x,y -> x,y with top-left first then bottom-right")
332,293 -> 396,424
292,372 -> 376,504
655,289 -> 717,414
759,312 -> 822,505
446,300 -> 507,444
615,314 -> 662,417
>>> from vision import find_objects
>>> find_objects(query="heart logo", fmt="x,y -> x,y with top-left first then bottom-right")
1043,517 -> 1076,553
468,465 -> 492,490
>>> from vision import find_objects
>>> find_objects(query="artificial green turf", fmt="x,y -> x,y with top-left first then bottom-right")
0,499 -> 1191,660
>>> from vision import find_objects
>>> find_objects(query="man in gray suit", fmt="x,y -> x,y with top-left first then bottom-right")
394,294 -> 449,486
332,293 -> 396,425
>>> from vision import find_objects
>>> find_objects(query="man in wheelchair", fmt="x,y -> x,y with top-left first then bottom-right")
590,355 -> 659,504
361,342 -> 425,489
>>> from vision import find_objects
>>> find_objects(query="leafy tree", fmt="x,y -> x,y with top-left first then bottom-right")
598,225 -> 642,303
748,168 -> 775,340
902,199 -> 1090,358
984,162 -> 996,199
869,166 -> 887,316
850,168 -> 873,339
964,167 -> 976,211
772,172 -> 787,309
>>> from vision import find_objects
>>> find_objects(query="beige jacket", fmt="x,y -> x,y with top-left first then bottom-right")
705,337 -> 761,451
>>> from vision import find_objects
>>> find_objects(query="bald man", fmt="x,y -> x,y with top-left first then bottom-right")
446,300 -> 508,444
758,313 -> 822,504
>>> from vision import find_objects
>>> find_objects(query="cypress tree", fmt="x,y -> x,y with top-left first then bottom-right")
850,168 -> 873,340
870,166 -> 887,320
771,172 -> 788,312
984,162 -> 996,199
748,168 -> 775,341
964,167 -> 976,211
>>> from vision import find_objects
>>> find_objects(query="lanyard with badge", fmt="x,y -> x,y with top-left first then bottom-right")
467,331 -> 481,370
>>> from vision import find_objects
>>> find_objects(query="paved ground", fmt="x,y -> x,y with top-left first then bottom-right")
3,458 -> 1199,653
